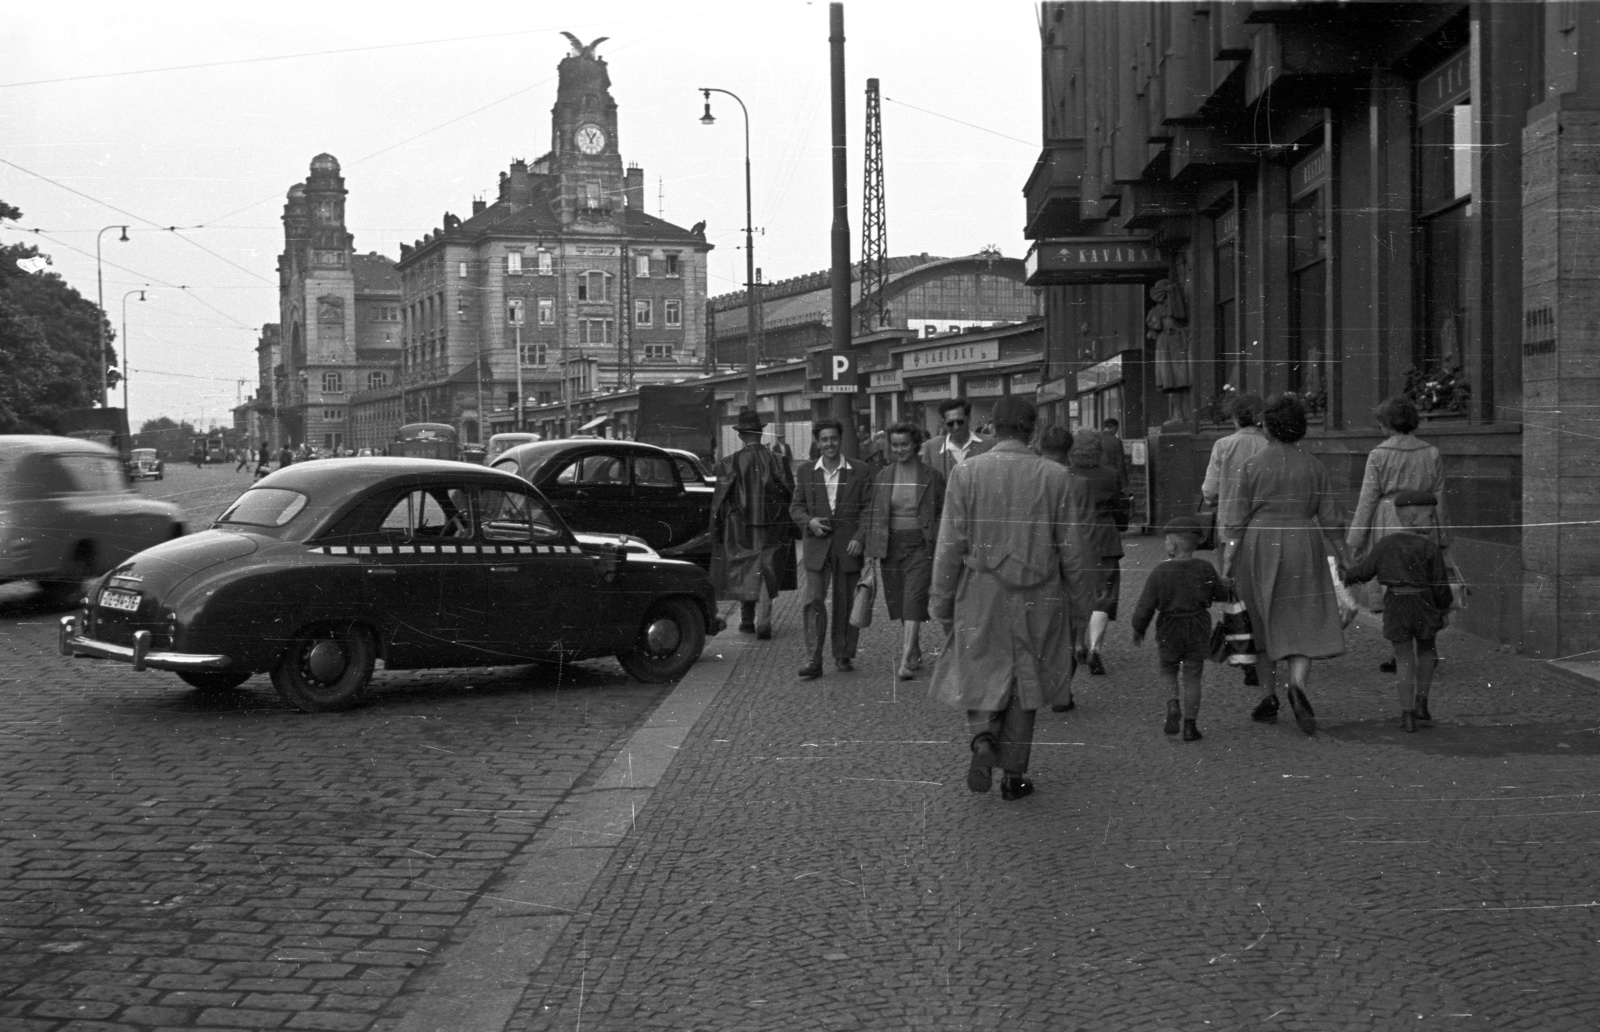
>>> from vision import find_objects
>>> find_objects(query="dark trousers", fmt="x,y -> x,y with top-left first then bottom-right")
803,557 -> 860,665
967,686 -> 1036,775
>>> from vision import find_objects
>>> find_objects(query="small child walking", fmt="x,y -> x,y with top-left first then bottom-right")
1131,515 -> 1230,741
1341,488 -> 1453,732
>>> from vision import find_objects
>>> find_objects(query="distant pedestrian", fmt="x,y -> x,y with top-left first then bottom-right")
254,445 -> 270,480
278,445 -> 293,469
861,422 -> 944,680
1220,393 -> 1349,735
790,418 -> 871,678
710,408 -> 795,639
1200,392 -> 1266,688
919,398 -> 992,480
1346,395 -> 1448,672
1342,489 -> 1453,732
768,433 -> 794,473
235,444 -> 253,472
931,396 -> 1092,802
1100,417 -> 1130,492
1130,515 -> 1231,742
1064,427 -> 1124,679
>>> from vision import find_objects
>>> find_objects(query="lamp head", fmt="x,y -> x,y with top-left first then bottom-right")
118,226 -> 129,242
699,91 -> 715,125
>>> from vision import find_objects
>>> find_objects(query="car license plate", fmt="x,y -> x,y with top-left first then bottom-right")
98,589 -> 141,612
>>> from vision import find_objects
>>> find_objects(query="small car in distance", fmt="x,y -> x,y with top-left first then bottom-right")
128,448 -> 164,481
486,432 -> 541,464
60,458 -> 720,712
1,435 -> 186,605
492,439 -> 712,567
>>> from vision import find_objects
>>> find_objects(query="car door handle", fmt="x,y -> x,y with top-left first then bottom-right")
489,565 -> 518,574
364,567 -> 397,576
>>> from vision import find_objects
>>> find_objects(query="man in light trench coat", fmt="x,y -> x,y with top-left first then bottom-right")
929,395 -> 1093,801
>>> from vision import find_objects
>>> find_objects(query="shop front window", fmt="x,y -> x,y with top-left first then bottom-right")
1288,145 -> 1329,416
1413,48 -> 1474,416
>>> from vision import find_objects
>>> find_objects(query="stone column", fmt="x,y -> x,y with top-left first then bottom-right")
1521,98 -> 1600,657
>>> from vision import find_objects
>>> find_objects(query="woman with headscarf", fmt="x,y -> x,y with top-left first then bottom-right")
1220,393 -> 1349,736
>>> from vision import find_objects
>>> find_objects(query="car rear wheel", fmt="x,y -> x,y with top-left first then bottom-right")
178,669 -> 252,692
617,597 -> 705,683
271,623 -> 376,712
39,547 -> 95,608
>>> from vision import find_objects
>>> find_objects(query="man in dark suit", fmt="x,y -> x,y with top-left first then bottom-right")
920,398 -> 993,480
791,418 -> 872,678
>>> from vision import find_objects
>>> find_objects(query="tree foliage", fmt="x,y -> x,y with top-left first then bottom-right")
139,416 -> 181,433
0,200 -> 115,434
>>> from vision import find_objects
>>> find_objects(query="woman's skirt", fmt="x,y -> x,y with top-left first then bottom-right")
881,529 -> 932,622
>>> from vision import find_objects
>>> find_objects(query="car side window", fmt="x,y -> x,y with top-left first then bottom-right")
478,488 -> 566,543
672,457 -> 703,485
380,489 -> 471,540
634,455 -> 676,489
58,454 -> 126,493
555,454 -> 626,486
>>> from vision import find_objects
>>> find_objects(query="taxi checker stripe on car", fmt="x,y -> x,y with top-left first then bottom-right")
310,545 -> 579,555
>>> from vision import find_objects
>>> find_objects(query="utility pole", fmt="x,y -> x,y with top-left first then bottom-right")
828,3 -> 857,457
860,77 -> 888,335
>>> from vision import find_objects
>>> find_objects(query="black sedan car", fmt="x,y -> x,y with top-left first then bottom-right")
491,439 -> 713,566
59,459 -> 720,712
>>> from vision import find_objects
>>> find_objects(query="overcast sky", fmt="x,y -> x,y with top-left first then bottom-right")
3,0 -> 1042,429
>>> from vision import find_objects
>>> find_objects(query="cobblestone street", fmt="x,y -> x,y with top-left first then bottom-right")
3,472 -> 1598,1030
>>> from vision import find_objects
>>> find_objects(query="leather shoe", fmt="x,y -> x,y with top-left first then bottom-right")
1379,657 -> 1397,674
1400,709 -> 1417,733
1000,775 -> 1034,801
896,665 -> 915,681
967,733 -> 998,793
738,622 -> 755,634
1414,697 -> 1433,723
1250,695 -> 1279,723
1163,699 -> 1181,735
1087,651 -> 1106,676
835,657 -> 853,672
1181,719 -> 1203,742
1287,685 -> 1316,735
1242,665 -> 1260,687
797,662 -> 822,679
756,627 -> 772,640
1051,695 -> 1076,714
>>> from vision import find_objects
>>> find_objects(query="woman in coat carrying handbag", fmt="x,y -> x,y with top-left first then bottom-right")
861,422 -> 946,680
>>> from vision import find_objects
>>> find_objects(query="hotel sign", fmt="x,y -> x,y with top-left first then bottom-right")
904,340 -> 999,372
1025,237 -> 1166,286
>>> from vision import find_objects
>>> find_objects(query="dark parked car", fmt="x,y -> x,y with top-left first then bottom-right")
492,439 -> 713,566
60,458 -> 721,712
2,435 -> 186,605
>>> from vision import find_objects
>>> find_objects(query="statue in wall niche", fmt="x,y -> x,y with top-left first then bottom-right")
1147,264 -> 1193,423
317,295 -> 344,324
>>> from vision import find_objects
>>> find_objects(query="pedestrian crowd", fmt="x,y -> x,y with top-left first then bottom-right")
708,389 -> 1457,802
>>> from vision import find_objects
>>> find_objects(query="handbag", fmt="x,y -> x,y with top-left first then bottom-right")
1195,499 -> 1218,551
849,560 -> 878,629
1444,552 -> 1470,611
1211,590 -> 1257,667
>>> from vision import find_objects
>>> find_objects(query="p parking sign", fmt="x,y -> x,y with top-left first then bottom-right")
821,351 -> 858,394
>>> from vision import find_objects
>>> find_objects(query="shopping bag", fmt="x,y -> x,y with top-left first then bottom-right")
1444,552 -> 1470,611
1328,556 -> 1360,628
849,560 -> 878,629
1211,591 -> 1257,667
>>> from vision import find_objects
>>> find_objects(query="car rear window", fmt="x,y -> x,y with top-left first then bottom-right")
217,488 -> 309,528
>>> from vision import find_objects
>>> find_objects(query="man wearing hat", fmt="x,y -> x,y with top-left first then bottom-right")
710,407 -> 796,638
930,396 -> 1093,802
1341,489 -> 1453,731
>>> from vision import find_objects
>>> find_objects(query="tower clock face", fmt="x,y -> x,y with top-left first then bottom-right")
574,123 -> 607,155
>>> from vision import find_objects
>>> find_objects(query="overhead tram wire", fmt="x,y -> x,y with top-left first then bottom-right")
881,96 -> 1035,147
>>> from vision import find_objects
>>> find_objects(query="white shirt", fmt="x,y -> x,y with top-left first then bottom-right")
942,435 -> 979,464
814,456 -> 845,512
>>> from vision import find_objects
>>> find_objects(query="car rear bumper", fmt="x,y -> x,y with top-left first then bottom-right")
58,615 -> 231,673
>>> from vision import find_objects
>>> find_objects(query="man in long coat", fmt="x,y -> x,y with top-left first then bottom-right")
930,396 -> 1093,801
710,408 -> 795,638
790,418 -> 872,678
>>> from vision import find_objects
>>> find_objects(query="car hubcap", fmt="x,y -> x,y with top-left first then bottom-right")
306,639 -> 348,682
644,618 -> 681,656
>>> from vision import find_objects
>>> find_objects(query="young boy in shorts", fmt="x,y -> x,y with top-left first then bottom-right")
1341,489 -> 1453,732
1130,515 -> 1230,741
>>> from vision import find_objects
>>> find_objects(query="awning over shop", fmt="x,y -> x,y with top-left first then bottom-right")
578,415 -> 611,433
1024,237 -> 1166,285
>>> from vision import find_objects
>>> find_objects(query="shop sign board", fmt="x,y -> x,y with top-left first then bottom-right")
869,370 -> 903,389
965,375 -> 1005,398
1025,237 -> 1166,285
1076,354 -> 1124,394
1036,377 -> 1068,403
909,384 -> 950,402
907,318 -> 1002,338
904,340 -> 999,372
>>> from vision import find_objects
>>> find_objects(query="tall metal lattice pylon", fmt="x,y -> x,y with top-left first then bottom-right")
859,77 -> 888,335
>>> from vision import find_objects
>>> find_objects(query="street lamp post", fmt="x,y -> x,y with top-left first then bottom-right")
120,288 -> 148,420
699,87 -> 760,412
96,225 -> 129,407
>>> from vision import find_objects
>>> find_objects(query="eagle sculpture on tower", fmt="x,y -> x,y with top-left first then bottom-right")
561,32 -> 609,60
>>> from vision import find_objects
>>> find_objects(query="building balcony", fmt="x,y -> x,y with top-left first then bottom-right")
1023,141 -> 1088,240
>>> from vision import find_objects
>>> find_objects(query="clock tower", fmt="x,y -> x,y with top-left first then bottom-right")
550,34 -> 623,229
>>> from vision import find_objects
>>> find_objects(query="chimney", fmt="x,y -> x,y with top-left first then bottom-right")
472,196 -> 486,215
506,159 -> 532,211
625,163 -> 645,210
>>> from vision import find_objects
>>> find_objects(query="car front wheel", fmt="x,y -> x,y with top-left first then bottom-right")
617,597 -> 705,683
271,623 -> 376,712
